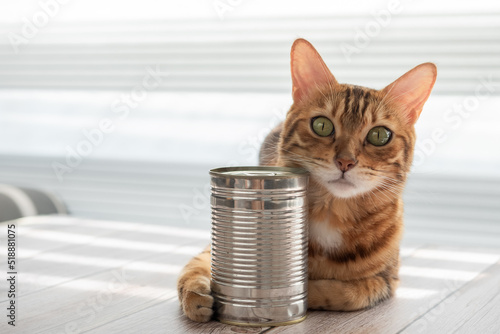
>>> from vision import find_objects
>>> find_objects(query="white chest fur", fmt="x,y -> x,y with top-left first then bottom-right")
309,220 -> 343,251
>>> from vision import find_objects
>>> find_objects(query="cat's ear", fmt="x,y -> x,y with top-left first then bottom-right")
291,39 -> 338,103
381,63 -> 437,124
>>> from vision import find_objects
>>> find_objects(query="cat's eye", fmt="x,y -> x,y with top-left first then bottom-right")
366,126 -> 392,146
311,117 -> 334,137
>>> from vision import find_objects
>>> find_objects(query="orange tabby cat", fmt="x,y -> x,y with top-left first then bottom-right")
177,38 -> 437,322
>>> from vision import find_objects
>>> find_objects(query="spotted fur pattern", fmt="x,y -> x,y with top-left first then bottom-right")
177,39 -> 437,321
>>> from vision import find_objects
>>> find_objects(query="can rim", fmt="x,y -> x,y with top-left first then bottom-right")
217,314 -> 307,327
209,166 -> 309,179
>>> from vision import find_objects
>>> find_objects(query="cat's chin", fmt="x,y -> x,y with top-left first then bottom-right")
314,174 -> 375,199
325,179 -> 361,199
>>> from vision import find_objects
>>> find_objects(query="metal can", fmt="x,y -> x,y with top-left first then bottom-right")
209,166 -> 309,326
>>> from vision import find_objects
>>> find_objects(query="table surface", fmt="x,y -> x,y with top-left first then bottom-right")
1,216 -> 499,334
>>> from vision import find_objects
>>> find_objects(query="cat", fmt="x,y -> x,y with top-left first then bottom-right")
177,38 -> 437,322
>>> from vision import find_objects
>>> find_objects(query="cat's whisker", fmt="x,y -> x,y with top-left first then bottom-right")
365,170 -> 407,183
378,184 -> 403,197
366,188 -> 388,210
376,177 -> 405,188
377,181 -> 406,197
377,182 -> 404,192
374,175 -> 406,185
279,147 -> 330,168
361,166 -> 408,177
362,189 -> 380,210
376,186 -> 396,203
377,181 -> 407,194
381,186 -> 405,195
358,171 -> 407,191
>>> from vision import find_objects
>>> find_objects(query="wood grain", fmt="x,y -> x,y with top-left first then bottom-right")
400,260 -> 500,333
262,247 -> 500,334
88,296 -> 271,334
1,216 -> 499,334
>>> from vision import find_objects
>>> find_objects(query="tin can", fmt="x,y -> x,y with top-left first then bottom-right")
209,166 -> 309,326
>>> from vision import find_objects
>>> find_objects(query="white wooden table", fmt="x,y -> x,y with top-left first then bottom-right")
1,216 -> 499,333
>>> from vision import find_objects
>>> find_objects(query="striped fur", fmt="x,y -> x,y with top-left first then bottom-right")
177,39 -> 436,321
177,246 -> 213,322
261,83 -> 408,310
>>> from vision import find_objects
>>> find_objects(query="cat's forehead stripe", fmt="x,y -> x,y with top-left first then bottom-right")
359,96 -> 371,121
343,87 -> 351,121
351,87 -> 365,116
339,86 -> 369,130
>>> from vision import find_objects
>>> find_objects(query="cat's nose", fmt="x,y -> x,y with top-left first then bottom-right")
335,156 -> 357,172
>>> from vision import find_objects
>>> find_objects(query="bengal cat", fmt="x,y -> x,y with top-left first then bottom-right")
177,38 -> 437,322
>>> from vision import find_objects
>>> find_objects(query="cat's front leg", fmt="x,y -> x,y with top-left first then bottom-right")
177,245 -> 213,322
308,272 -> 398,311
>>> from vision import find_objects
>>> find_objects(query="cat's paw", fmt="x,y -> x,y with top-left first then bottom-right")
179,276 -> 214,322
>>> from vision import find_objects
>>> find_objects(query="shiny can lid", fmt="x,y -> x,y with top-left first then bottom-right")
210,166 -> 309,192
210,166 -> 309,179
